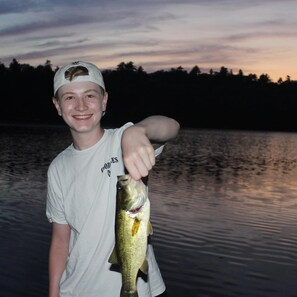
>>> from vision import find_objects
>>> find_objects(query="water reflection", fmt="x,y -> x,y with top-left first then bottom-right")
150,129 -> 297,297
1,126 -> 297,296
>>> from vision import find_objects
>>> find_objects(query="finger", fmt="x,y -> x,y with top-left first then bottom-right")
124,157 -> 142,180
146,145 -> 156,167
134,160 -> 150,178
138,145 -> 155,170
127,164 -> 143,181
127,157 -> 150,180
123,145 -> 155,180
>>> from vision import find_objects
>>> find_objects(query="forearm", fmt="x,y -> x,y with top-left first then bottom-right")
49,244 -> 68,297
134,115 -> 180,143
49,223 -> 70,297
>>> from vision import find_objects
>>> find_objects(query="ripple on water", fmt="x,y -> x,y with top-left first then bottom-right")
2,127 -> 297,297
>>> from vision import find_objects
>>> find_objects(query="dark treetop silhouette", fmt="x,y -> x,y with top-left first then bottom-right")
1,59 -> 297,131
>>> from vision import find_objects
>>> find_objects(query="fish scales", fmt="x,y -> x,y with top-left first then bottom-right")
109,174 -> 152,297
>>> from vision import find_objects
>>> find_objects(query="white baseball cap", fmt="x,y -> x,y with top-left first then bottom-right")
53,61 -> 106,95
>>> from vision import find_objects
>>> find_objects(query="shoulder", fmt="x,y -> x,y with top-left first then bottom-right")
48,144 -> 73,174
107,122 -> 134,133
104,122 -> 134,140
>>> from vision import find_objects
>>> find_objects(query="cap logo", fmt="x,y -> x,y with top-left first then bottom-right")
64,66 -> 89,81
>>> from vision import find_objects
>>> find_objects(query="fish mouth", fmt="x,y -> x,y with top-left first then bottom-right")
129,206 -> 142,214
117,174 -> 147,214
127,193 -> 147,214
118,175 -> 130,185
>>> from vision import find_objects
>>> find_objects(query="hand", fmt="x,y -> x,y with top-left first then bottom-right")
121,125 -> 156,180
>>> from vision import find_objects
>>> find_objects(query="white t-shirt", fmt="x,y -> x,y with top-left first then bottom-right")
46,123 -> 166,297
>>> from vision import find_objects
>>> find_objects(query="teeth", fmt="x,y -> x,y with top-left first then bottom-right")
74,114 -> 91,119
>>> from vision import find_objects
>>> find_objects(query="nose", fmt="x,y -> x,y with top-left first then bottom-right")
75,97 -> 88,111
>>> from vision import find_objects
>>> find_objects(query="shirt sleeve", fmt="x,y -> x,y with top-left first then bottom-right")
46,163 -> 68,224
120,122 -> 165,158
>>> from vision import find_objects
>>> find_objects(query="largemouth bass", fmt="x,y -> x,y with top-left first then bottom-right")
109,174 -> 153,297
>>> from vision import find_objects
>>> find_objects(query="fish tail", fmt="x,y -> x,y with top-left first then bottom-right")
120,287 -> 139,297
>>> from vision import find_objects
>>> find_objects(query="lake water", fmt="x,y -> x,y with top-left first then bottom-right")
1,125 -> 297,297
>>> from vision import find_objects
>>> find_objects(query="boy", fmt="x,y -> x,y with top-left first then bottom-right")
46,61 -> 180,297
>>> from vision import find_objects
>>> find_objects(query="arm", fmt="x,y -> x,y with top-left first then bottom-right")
49,223 -> 71,297
121,115 -> 180,180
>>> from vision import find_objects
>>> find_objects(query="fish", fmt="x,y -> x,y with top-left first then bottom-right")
109,174 -> 153,297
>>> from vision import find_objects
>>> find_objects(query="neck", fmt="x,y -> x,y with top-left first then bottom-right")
71,127 -> 105,150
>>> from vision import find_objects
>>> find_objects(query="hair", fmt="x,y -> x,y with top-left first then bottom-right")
55,66 -> 105,99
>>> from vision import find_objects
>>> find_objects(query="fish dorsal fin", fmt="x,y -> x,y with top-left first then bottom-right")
132,219 -> 141,236
140,258 -> 149,275
108,248 -> 118,265
147,221 -> 153,235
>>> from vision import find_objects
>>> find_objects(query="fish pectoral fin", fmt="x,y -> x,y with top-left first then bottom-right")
147,221 -> 153,235
108,248 -> 119,265
139,258 -> 149,275
132,219 -> 141,236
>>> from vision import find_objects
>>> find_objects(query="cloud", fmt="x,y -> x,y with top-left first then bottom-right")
1,0 -> 297,80
0,2 -> 179,40
0,0 -> 36,14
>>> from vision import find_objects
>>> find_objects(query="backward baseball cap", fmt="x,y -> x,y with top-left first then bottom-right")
53,61 -> 105,95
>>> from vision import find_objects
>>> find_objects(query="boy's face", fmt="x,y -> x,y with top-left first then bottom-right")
53,81 -> 108,136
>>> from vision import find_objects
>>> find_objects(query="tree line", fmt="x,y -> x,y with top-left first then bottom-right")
1,59 -> 297,131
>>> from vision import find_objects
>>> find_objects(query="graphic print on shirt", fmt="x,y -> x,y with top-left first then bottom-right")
101,157 -> 119,177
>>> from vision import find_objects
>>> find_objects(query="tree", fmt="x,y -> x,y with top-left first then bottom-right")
170,66 -> 185,73
218,66 -> 228,76
247,73 -> 258,82
116,61 -> 137,72
258,73 -> 271,84
189,65 -> 201,76
137,66 -> 144,73
9,58 -> 21,72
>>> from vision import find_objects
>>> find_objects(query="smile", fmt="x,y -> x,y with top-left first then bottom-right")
73,114 -> 92,120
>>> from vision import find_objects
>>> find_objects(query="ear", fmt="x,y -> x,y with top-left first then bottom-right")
52,97 -> 62,116
102,92 -> 108,112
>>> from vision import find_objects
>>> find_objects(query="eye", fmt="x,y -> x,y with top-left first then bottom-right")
85,91 -> 98,99
64,95 -> 74,101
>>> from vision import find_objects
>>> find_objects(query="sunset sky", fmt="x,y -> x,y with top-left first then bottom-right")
1,0 -> 296,81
